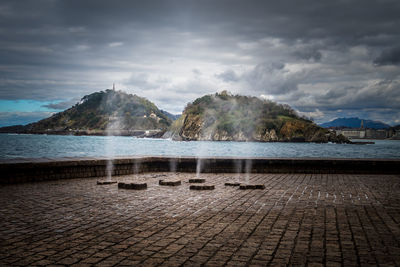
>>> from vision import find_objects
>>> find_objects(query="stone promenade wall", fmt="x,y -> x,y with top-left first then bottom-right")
1,157 -> 399,184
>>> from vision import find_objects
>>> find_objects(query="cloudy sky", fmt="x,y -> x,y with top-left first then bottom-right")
1,0 -> 400,126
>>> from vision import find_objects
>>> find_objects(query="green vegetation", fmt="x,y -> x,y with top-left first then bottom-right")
0,89 -> 348,142
28,89 -> 172,133
169,91 -> 345,142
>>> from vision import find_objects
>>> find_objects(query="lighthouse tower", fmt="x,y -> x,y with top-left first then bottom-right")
112,83 -> 115,91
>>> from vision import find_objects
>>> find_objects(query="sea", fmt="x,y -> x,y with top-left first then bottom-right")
0,133 -> 399,159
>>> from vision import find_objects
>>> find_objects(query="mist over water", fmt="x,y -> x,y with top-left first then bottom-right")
1,134 -> 400,160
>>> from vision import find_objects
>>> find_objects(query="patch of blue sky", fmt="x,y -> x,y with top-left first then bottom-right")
0,100 -> 63,112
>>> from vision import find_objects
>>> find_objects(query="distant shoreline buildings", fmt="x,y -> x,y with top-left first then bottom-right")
329,120 -> 400,139
334,128 -> 398,139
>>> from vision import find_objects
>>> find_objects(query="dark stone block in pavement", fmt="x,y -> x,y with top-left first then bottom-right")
97,181 -> 117,185
189,184 -> 215,190
118,182 -> 147,190
239,184 -> 265,189
159,179 -> 181,186
189,178 -> 206,183
225,182 -> 240,186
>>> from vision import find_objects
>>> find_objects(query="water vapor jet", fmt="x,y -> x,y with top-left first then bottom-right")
170,157 -> 177,177
103,88 -> 125,181
196,157 -> 202,178
245,159 -> 252,185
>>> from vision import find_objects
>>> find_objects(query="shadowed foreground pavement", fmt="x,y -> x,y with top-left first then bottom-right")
1,173 -> 400,266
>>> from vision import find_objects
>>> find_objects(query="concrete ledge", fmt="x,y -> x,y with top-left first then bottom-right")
1,156 -> 400,184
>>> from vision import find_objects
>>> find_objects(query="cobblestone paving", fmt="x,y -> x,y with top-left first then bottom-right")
1,173 -> 400,266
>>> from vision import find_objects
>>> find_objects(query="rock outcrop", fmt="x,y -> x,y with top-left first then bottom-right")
164,91 -> 349,143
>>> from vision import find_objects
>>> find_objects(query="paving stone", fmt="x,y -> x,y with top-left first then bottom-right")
117,182 -> 147,190
159,179 -> 182,186
225,182 -> 241,186
0,172 -> 399,266
189,178 -> 206,183
239,184 -> 265,190
56,257 -> 80,265
96,181 -> 117,185
189,184 -> 215,190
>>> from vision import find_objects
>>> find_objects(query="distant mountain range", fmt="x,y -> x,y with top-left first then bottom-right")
320,117 -> 391,129
160,110 -> 181,121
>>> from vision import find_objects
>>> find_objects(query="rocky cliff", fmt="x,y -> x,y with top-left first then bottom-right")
164,91 -> 348,143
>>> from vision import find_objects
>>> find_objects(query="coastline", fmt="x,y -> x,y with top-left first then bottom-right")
0,129 -> 166,138
2,131 -> 399,142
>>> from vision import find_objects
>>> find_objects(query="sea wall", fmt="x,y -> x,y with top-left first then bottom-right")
1,157 -> 399,184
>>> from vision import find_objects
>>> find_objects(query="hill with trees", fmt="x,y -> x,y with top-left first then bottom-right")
0,90 -> 172,136
163,91 -> 348,143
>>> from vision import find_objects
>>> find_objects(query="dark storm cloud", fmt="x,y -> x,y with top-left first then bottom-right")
293,49 -> 322,62
215,70 -> 239,83
0,0 -> 400,124
41,98 -> 80,110
374,47 -> 400,66
313,81 -> 400,110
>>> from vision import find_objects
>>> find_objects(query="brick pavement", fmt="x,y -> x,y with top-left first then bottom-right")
0,173 -> 399,266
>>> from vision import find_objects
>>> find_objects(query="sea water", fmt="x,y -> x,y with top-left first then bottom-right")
0,133 -> 399,159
